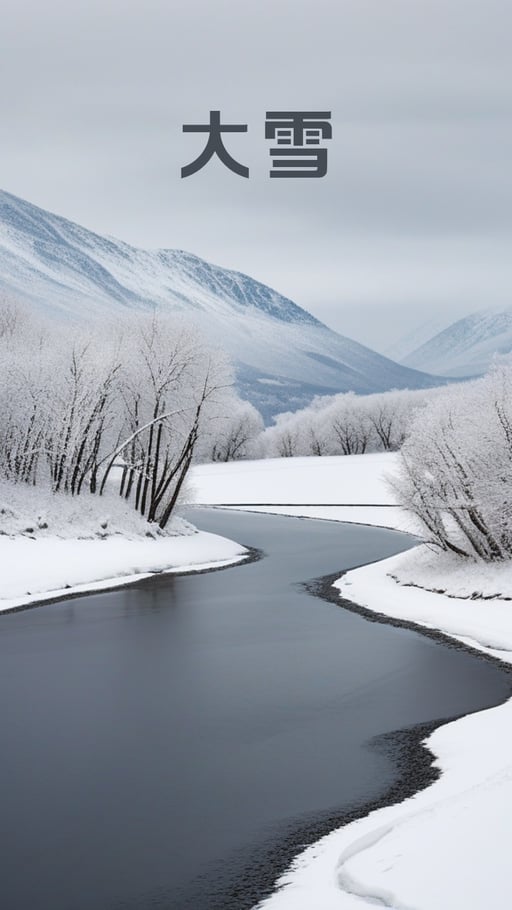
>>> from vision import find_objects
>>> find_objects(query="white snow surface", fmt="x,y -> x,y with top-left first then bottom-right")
192,453 -> 399,505
191,453 -> 418,534
0,480 -> 247,612
192,455 -> 512,910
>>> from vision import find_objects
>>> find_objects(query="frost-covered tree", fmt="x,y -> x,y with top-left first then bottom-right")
319,393 -> 373,455
0,303 -> 251,530
261,410 -> 313,457
0,294 -> 28,339
101,315 -> 234,527
46,333 -> 122,495
0,306 -> 54,484
365,393 -> 411,451
391,360 -> 512,561
196,399 -> 264,462
259,388 -> 437,458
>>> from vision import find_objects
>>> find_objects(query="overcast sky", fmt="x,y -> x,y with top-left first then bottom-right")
1,0 -> 511,352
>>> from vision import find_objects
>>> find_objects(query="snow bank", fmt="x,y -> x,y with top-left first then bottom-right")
0,532 -> 248,613
0,478 -> 192,540
258,543 -> 512,910
337,547 -> 512,662
256,696 -> 512,910
193,456 -> 512,910
0,480 -> 247,612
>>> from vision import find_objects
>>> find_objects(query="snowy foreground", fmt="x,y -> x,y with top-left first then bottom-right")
3,455 -> 512,908
0,480 -> 247,612
192,455 -> 512,910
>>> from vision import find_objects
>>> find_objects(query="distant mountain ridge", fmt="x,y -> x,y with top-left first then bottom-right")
402,309 -> 512,378
383,315 -> 454,363
0,189 -> 444,420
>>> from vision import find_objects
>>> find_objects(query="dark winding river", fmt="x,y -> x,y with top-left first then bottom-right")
0,509 -> 509,910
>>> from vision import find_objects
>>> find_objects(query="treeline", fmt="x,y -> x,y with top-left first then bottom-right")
255,369 -> 512,563
0,301 -> 262,529
258,387 -> 440,458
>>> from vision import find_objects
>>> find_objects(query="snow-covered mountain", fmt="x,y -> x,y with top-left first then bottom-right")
402,309 -> 512,378
0,189 -> 443,419
383,315 -> 454,363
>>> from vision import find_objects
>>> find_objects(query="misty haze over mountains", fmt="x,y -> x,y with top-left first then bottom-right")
0,190 -> 450,421
398,310 -> 512,379
2,189 -> 507,419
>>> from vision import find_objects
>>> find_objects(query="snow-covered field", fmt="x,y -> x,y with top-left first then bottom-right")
0,480 -> 247,612
191,452 -> 418,533
192,454 -> 512,910
192,453 -> 399,506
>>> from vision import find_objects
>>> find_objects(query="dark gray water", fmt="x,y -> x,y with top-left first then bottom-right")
0,509 -> 509,910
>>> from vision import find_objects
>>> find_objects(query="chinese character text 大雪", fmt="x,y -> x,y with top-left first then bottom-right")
181,111 -> 332,178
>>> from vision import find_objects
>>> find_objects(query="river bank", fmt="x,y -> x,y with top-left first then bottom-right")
1,507 -> 506,910
191,455 -> 512,910
0,478 -> 248,612
3,454 -> 511,908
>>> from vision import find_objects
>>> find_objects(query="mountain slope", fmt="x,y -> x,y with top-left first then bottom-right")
402,309 -> 512,378
0,189 -> 443,419
383,315 -> 454,363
